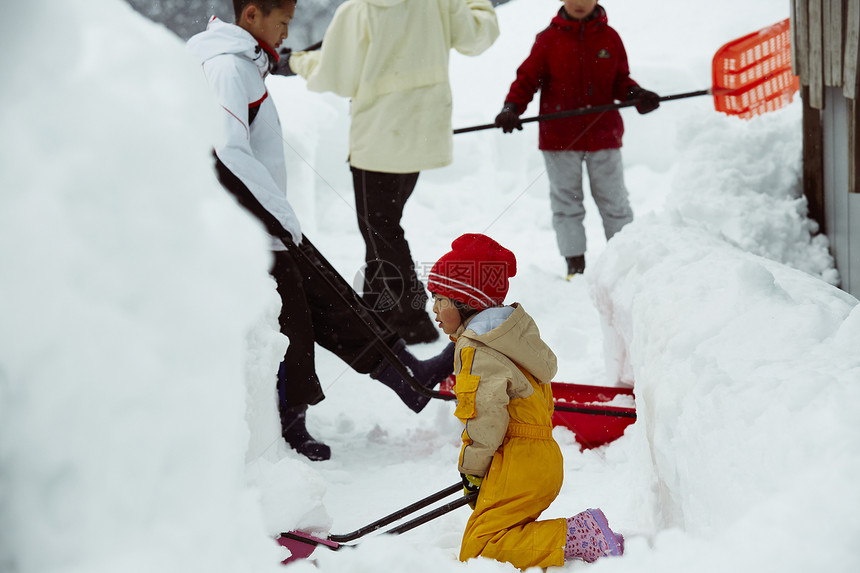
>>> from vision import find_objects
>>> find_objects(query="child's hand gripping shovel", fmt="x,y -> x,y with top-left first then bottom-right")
454,18 -> 799,134
277,482 -> 478,564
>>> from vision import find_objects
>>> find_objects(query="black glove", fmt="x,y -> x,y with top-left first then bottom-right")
494,102 -> 522,133
270,47 -> 295,77
626,86 -> 660,115
461,473 -> 482,510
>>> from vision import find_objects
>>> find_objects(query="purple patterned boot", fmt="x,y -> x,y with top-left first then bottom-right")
564,508 -> 625,563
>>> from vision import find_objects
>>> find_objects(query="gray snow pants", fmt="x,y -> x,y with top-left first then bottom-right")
542,148 -> 634,257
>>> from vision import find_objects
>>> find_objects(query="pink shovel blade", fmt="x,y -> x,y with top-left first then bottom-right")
277,531 -> 340,564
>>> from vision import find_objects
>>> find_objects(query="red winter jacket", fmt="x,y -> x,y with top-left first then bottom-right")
504,6 -> 639,151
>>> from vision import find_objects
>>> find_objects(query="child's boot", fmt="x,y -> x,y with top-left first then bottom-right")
564,508 -> 624,563
280,403 -> 331,461
370,340 -> 454,413
565,255 -> 586,280
277,362 -> 331,461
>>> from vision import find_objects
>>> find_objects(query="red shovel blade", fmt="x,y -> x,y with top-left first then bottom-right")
439,376 -> 636,450
277,531 -> 340,564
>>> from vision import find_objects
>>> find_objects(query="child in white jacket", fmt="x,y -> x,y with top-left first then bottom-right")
187,0 -> 455,462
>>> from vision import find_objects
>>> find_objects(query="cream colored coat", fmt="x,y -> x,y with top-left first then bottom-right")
289,0 -> 499,173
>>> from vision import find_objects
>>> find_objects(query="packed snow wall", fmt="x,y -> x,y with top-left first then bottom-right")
588,219 -> 860,569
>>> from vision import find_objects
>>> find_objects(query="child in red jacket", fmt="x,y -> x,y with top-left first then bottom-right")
495,0 -> 659,279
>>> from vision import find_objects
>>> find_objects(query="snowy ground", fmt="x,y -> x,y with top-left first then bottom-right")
2,0 -> 859,572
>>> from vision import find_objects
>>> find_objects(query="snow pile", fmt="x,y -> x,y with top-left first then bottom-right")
668,109 -> 837,284
0,0 -> 284,571
589,223 -> 860,571
2,0 -> 858,572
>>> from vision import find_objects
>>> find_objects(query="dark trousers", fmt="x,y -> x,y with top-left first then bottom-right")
351,166 -> 429,328
213,154 -> 397,409
271,242 -> 398,408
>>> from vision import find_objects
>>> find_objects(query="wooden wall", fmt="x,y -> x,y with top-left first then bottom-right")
793,0 -> 860,298
794,0 -> 860,108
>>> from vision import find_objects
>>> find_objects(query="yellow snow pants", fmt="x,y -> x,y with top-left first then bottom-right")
459,379 -> 567,569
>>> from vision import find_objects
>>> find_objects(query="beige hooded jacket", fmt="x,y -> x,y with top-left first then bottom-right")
289,0 -> 499,173
452,303 -> 558,476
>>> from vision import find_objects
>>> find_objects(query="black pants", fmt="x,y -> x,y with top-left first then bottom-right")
213,154 -> 398,408
351,166 -> 430,329
271,242 -> 399,408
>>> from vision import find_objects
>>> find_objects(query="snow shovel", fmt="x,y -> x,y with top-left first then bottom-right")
454,18 -> 798,135
288,238 -> 638,426
453,88 -> 713,134
277,482 -> 477,563
286,237 -> 455,404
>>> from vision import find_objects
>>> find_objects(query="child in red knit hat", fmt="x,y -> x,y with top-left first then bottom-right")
427,233 -> 624,569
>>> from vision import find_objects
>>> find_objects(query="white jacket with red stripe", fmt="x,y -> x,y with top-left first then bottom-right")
187,18 -> 301,247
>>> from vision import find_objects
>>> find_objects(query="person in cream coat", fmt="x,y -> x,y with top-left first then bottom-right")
288,0 -> 499,345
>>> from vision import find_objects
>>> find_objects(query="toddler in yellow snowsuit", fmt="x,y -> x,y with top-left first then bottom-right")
428,234 -> 624,569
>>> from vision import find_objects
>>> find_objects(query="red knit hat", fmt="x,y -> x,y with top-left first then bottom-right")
428,234 -> 517,309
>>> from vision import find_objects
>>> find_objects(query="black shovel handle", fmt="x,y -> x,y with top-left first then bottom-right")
383,491 -> 478,536
329,482 -> 462,543
453,89 -> 712,134
288,237 -> 453,402
553,403 -> 637,418
279,483 -> 475,551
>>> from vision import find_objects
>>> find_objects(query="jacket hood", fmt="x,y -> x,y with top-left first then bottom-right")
457,303 -> 558,384
551,3 -> 608,31
186,17 -> 271,70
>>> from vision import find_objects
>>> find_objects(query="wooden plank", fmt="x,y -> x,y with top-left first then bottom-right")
845,98 -> 858,298
840,193 -> 860,298
848,193 -> 860,296
827,0 -> 843,85
852,98 -> 858,193
797,0 -> 810,84
792,0 -> 799,75
803,86 -> 827,233
834,0 -> 844,82
810,0 -> 825,107
824,88 -> 851,290
845,0 -> 860,98
824,0 -> 833,85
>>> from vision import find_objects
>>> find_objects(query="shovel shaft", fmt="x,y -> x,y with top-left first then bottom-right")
453,89 -> 712,134
328,482 -> 463,543
288,238 -> 454,402
279,482 -> 472,553
554,403 -> 637,418
384,492 -> 478,536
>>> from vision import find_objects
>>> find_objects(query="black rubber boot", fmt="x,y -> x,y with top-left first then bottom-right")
370,341 -> 455,413
280,404 -> 331,461
565,255 -> 586,279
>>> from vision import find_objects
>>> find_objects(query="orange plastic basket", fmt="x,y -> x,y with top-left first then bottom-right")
712,18 -> 800,119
